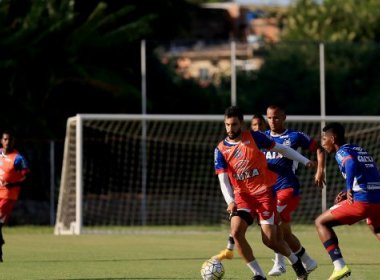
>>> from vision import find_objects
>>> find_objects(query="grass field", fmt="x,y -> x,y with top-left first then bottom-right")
1,224 -> 379,279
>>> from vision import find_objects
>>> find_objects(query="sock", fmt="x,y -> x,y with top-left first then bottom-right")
323,238 -> 343,262
274,252 -> 286,265
333,258 -> 346,270
247,260 -> 265,277
227,234 -> 235,250
0,223 -> 4,246
295,246 -> 311,263
286,252 -> 298,265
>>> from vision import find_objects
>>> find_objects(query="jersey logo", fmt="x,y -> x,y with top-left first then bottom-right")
233,149 -> 242,158
265,151 -> 283,159
233,160 -> 260,180
357,155 -> 374,163
283,139 -> 291,146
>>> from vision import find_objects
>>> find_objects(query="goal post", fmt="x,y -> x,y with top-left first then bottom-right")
54,114 -> 380,235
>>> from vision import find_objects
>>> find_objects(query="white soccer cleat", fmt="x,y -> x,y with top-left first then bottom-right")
302,258 -> 317,273
268,259 -> 286,276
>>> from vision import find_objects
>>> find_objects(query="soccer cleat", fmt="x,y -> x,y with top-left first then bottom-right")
251,275 -> 267,280
328,265 -> 351,280
292,258 -> 308,280
212,249 -> 234,261
302,258 -> 317,273
268,259 -> 286,276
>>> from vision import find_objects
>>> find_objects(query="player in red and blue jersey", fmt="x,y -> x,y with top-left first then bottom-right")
213,113 -> 268,263
213,106 -> 314,280
263,105 -> 325,276
0,131 -> 30,262
315,122 -> 380,280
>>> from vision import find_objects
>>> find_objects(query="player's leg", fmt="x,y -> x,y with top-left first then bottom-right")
0,222 -> 3,262
260,223 -> 308,279
270,189 -> 317,276
314,201 -> 367,280
367,223 -> 380,241
0,199 -> 16,263
230,210 -> 266,279
367,203 -> 380,241
212,233 -> 234,260
256,191 -> 308,280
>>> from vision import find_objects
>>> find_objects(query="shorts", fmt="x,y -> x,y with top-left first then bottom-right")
234,189 -> 278,225
276,188 -> 300,223
0,198 -> 17,223
330,200 -> 380,228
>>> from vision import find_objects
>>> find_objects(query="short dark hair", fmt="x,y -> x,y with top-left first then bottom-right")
252,114 -> 265,122
323,122 -> 346,144
224,106 -> 243,121
267,104 -> 285,114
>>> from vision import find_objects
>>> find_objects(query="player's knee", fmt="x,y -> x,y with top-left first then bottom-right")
315,214 -> 325,228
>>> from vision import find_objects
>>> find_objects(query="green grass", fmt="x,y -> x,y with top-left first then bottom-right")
1,224 -> 380,279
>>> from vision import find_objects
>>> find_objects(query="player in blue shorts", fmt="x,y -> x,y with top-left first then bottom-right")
315,122 -> 380,280
263,105 -> 324,276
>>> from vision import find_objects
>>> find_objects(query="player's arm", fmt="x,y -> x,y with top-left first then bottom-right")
251,130 -> 314,167
2,155 -> 31,188
3,173 -> 29,188
314,144 -> 326,188
300,134 -> 326,187
342,155 -> 355,204
214,147 -> 236,214
217,173 -> 236,214
271,143 -> 315,168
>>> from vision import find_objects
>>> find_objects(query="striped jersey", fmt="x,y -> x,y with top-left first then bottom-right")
336,144 -> 380,203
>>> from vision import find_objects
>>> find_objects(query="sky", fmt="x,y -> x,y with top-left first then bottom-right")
234,0 -> 294,6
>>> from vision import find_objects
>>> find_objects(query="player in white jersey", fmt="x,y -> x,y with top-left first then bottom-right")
315,122 -> 380,280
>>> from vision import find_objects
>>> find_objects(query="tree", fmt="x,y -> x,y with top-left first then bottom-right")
283,0 -> 380,42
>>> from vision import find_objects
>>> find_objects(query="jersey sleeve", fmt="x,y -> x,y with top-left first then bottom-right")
336,150 -> 354,191
296,131 -> 318,152
14,154 -> 30,176
343,157 -> 355,191
214,147 -> 227,174
250,130 -> 275,150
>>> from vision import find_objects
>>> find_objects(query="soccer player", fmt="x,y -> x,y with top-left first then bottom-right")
214,106 -> 314,280
315,122 -> 380,280
251,114 -> 267,132
0,131 -> 30,262
213,114 -> 267,261
262,105 -> 324,276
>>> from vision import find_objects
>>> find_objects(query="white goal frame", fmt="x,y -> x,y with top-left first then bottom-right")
54,114 -> 380,235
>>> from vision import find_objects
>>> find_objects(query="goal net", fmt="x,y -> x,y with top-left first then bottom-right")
54,114 -> 380,234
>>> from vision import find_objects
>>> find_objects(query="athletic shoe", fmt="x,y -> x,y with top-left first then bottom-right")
251,275 -> 267,280
302,258 -> 317,273
292,258 -> 308,280
0,245 -> 3,262
212,249 -> 234,261
268,259 -> 286,276
328,265 -> 351,280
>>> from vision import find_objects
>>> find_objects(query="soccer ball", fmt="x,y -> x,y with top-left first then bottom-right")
200,258 -> 225,280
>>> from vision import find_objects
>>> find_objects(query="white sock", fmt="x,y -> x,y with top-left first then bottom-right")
286,252 -> 298,264
247,260 -> 265,276
300,251 -> 312,263
227,234 -> 234,250
274,253 -> 286,265
333,258 -> 346,270
294,246 -> 312,263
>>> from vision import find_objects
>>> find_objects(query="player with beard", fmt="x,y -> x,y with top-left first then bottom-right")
213,106 -> 314,280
